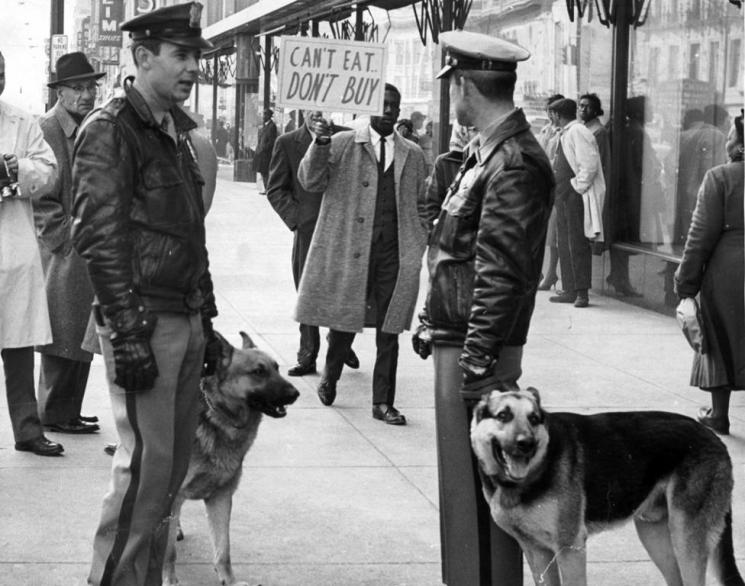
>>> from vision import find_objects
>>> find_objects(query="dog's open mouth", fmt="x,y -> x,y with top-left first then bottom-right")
491,437 -> 536,483
257,402 -> 289,418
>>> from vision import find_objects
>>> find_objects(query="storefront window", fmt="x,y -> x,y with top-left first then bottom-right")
629,0 -> 743,255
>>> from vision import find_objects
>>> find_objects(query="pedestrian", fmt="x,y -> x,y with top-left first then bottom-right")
409,110 -> 424,143
297,83 -> 428,425
266,110 -> 359,377
547,97 -> 604,308
419,118 -> 435,175
0,50 -> 62,457
255,108 -> 278,193
675,111 -> 744,436
536,92 -> 565,291
424,121 -> 476,231
412,30 -> 553,585
395,118 -> 415,141
34,52 -> 104,436
71,3 -> 221,584
214,118 -> 228,157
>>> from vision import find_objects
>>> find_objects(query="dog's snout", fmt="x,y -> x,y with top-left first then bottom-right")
515,436 -> 536,454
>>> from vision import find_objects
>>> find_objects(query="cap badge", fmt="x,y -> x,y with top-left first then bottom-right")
189,3 -> 202,29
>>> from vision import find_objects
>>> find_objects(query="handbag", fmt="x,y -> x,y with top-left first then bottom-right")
675,297 -> 706,354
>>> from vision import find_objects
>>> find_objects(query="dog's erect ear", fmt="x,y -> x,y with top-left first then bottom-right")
239,331 -> 256,349
524,387 -> 541,407
471,394 -> 491,425
212,330 -> 234,372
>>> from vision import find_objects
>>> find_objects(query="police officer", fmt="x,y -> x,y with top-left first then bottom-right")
414,31 -> 554,585
71,3 -> 219,584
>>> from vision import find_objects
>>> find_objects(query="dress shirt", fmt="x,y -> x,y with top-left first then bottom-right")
369,126 -> 394,171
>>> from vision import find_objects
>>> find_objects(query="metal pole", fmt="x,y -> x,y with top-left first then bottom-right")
211,53 -> 219,147
263,35 -> 271,110
48,0 -> 64,111
437,0 -> 452,155
608,0 -> 630,248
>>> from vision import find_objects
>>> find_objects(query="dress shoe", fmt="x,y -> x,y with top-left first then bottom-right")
537,275 -> 558,291
549,290 -> 577,304
317,380 -> 337,406
574,291 -> 589,308
372,404 -> 407,426
45,418 -> 100,434
344,349 -> 360,369
288,360 -> 317,377
79,414 -> 99,423
697,407 -> 730,435
15,436 -> 64,456
104,443 -> 117,456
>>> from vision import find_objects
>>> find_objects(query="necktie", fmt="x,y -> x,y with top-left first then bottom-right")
379,136 -> 386,171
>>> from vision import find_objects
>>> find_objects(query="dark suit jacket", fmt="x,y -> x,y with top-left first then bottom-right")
266,126 -> 321,234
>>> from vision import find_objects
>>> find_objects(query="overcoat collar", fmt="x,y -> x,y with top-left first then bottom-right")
354,124 -> 411,188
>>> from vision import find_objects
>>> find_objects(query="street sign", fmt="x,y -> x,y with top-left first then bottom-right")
277,36 -> 387,115
50,35 -> 68,72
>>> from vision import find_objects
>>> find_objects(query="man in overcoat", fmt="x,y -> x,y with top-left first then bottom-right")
35,52 -> 104,435
0,50 -> 61,456
297,84 -> 428,425
255,108 -> 277,192
266,109 -> 359,377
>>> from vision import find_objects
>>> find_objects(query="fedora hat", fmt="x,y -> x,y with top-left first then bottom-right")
48,52 -> 105,87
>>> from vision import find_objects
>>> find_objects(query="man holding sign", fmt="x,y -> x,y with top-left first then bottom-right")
295,84 -> 428,425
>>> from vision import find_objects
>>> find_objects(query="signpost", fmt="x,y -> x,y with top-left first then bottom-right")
277,36 -> 387,115
50,34 -> 68,72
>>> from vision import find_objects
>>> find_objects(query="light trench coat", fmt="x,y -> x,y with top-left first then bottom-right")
560,120 -> 605,242
0,99 -> 57,348
296,125 -> 428,334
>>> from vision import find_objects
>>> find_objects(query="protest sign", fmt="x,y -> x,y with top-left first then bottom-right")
277,36 -> 387,115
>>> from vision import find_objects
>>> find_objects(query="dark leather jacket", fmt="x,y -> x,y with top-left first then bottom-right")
72,81 -> 216,332
425,108 -> 554,369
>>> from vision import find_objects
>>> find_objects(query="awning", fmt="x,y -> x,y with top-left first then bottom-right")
203,0 -> 419,46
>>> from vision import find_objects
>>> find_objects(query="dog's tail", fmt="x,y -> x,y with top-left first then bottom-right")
712,509 -> 744,586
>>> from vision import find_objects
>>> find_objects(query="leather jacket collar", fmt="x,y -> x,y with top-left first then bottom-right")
471,108 -> 531,166
122,76 -> 197,135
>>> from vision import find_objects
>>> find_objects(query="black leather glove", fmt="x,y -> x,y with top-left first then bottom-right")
411,323 -> 433,360
110,320 -> 159,393
459,357 -> 514,404
201,317 -> 222,377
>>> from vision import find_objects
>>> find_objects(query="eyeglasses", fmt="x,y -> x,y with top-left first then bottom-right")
61,83 -> 99,94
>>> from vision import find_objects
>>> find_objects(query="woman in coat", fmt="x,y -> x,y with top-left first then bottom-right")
675,112 -> 744,435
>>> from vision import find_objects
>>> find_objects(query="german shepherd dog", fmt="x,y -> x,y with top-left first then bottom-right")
163,331 -> 300,586
470,388 -> 744,586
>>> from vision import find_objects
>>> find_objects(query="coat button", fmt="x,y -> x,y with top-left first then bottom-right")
362,181 -> 369,187
353,252 -> 361,258
357,217 -> 364,223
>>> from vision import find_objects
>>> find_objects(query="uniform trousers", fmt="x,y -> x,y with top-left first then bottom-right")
38,354 -> 92,424
2,346 -> 44,442
88,312 -> 204,586
433,343 -> 524,586
292,225 -> 320,363
324,234 -> 399,405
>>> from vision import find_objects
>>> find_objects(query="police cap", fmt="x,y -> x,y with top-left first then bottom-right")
436,31 -> 530,79
121,2 -> 213,51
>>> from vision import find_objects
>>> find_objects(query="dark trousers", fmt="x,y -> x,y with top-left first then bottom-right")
38,354 -> 92,425
324,235 -> 399,405
2,347 -> 44,443
433,344 -> 524,586
555,190 -> 591,292
293,226 -> 320,363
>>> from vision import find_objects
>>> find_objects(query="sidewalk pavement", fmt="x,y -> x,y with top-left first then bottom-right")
0,166 -> 742,586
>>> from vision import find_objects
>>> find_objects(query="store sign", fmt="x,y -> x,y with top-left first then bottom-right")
50,35 -> 68,72
277,37 -> 387,115
98,0 -> 124,47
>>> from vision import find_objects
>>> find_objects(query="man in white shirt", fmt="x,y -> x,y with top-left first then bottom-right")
548,98 -> 605,308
